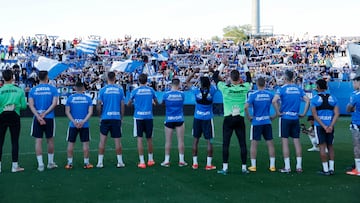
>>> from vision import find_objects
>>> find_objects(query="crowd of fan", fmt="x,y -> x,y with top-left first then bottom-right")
0,34 -> 356,93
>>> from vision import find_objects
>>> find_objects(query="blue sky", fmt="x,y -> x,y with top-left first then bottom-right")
0,0 -> 358,42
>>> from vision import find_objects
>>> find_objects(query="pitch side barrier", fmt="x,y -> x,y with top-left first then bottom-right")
20,82 -> 353,117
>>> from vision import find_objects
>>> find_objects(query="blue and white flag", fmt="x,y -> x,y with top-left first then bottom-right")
151,51 -> 169,61
110,60 -> 144,73
34,56 -> 69,79
76,40 -> 100,54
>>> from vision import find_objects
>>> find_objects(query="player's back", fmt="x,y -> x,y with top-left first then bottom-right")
277,84 -> 304,119
131,86 -> 156,119
163,90 -> 184,122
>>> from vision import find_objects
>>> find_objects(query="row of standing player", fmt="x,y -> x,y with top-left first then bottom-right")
0,68 -> 359,176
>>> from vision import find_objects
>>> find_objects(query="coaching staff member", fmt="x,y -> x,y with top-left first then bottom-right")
0,69 -> 27,173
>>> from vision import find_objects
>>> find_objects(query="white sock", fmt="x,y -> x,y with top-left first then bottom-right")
164,155 -> 170,163
193,156 -> 198,165
98,154 -> 104,164
179,154 -> 184,163
148,153 -> 153,161
322,162 -> 329,172
329,160 -> 334,171
284,157 -> 290,170
117,155 -> 123,164
84,158 -> 89,165
139,155 -> 145,164
296,157 -> 302,169
12,162 -> 18,169
48,153 -> 54,164
223,163 -> 228,171
206,157 -> 212,166
270,157 -> 275,168
310,136 -> 317,147
251,159 -> 256,167
37,155 -> 44,166
242,164 -> 247,170
67,157 -> 73,164
355,158 -> 360,171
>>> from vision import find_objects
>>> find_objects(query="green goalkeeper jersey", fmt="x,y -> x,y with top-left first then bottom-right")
217,81 -> 251,117
0,84 -> 27,115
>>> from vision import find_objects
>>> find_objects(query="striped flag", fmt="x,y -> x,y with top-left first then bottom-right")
110,60 -> 144,73
76,40 -> 100,54
35,56 -> 69,79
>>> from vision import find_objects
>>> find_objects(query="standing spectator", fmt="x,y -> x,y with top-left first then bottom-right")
160,78 -> 187,167
96,72 -> 126,168
272,70 -> 310,173
150,77 -> 157,91
0,69 -> 27,173
213,68 -> 251,175
28,71 -> 59,171
20,68 -> 28,85
128,73 -> 158,169
346,75 -> 360,176
186,69 -> 217,170
311,79 -> 339,175
28,68 -> 38,87
0,50 -> 5,62
244,77 -> 276,172
65,81 -> 94,169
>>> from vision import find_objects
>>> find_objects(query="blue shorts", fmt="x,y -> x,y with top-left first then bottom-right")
192,118 -> 214,140
315,126 -> 334,145
100,119 -> 122,138
251,124 -> 273,141
164,121 -> 184,129
279,118 -> 300,138
67,127 -> 90,143
134,119 -> 153,138
31,118 -> 55,138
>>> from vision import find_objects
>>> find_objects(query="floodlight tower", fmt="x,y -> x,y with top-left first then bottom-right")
252,0 -> 260,35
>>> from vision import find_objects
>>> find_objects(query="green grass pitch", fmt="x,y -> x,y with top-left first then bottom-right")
0,116 -> 359,203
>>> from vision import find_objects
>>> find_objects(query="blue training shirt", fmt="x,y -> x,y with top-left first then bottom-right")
247,90 -> 274,125
275,84 -> 305,120
163,90 -> 185,122
98,84 -> 124,120
66,93 -> 93,128
311,92 -> 338,126
191,84 -> 217,120
29,84 -> 59,119
349,90 -> 360,125
130,86 -> 157,119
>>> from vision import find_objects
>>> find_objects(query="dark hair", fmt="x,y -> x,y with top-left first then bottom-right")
257,77 -> 266,87
284,70 -> 294,81
12,64 -> 20,69
75,81 -> 84,88
230,70 -> 240,82
171,78 -> 180,86
2,69 -> 13,81
316,79 -> 327,90
38,71 -> 48,81
139,73 -> 148,84
353,76 -> 360,81
107,71 -> 116,81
